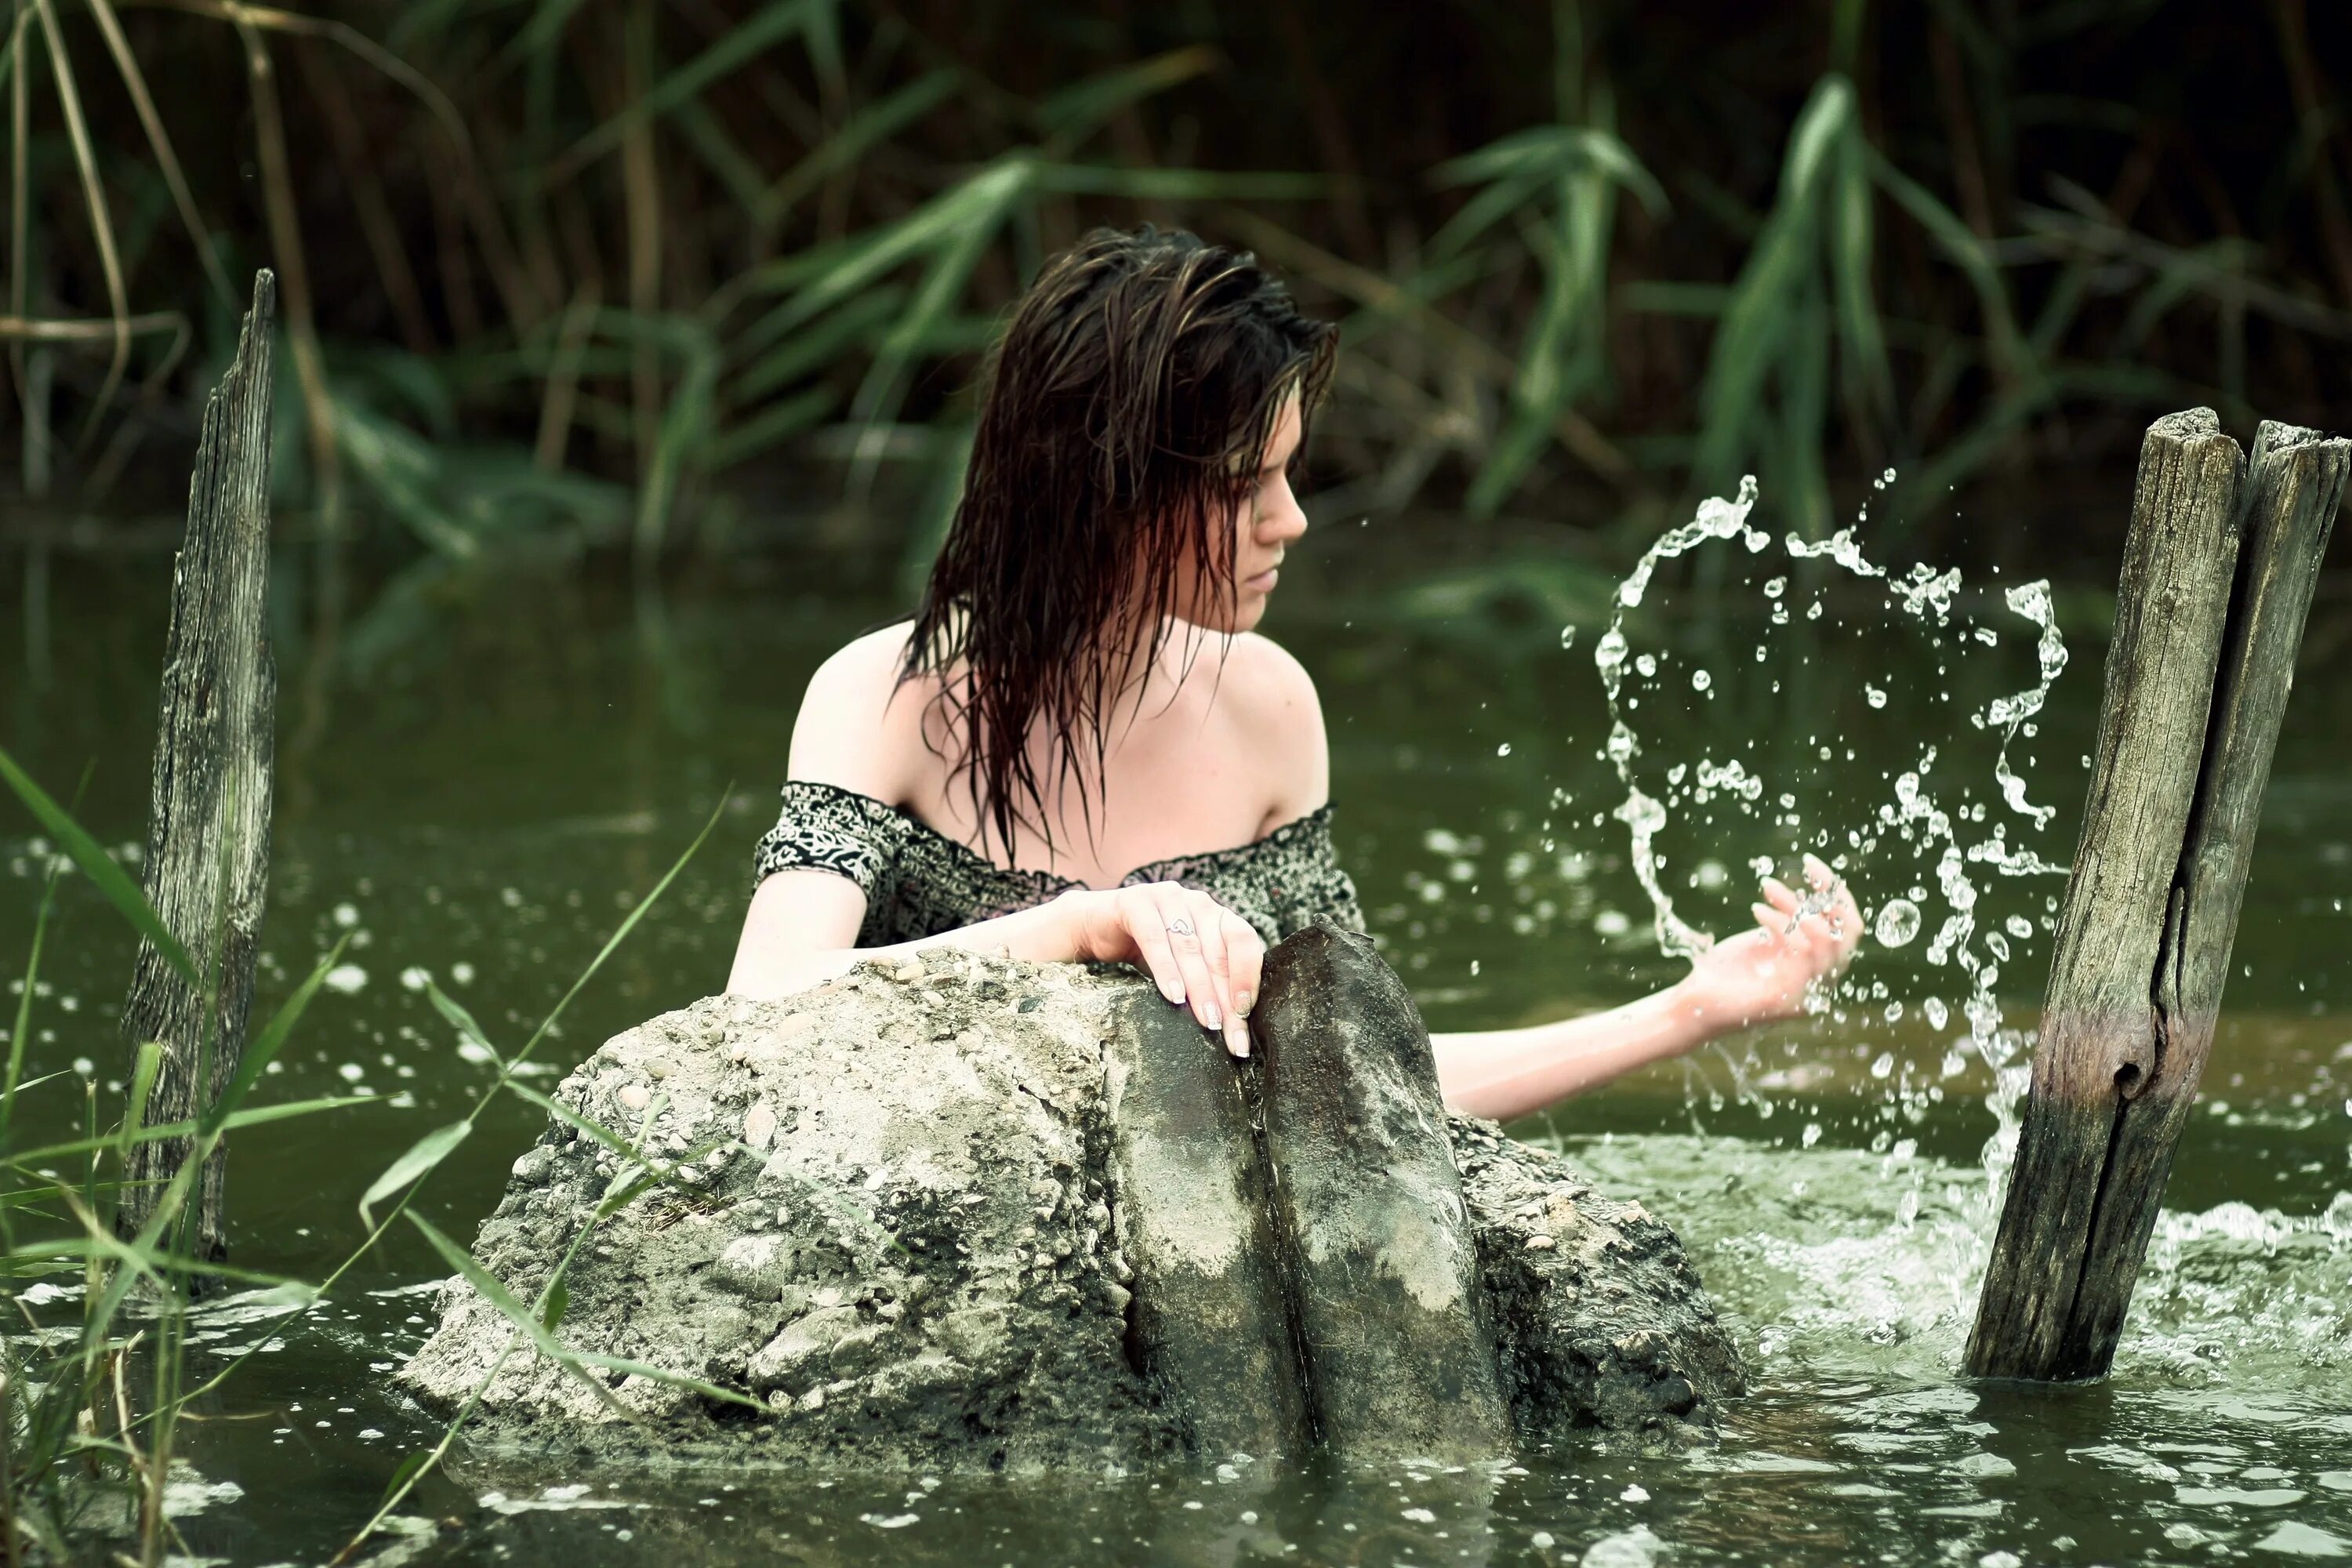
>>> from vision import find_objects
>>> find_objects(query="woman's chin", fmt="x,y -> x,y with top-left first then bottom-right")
1180,588 -> 1270,634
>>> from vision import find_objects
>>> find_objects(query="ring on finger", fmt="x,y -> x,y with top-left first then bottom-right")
1167,916 -> 1195,938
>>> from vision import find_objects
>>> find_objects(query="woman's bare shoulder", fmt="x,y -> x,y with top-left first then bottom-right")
787,621 -> 937,801
1223,632 -> 1330,816
1222,631 -> 1320,711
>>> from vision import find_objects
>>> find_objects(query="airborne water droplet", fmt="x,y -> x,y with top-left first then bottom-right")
1875,898 -> 1922,948
1691,670 -> 1712,692
1496,742 -> 1512,757
1559,624 -> 1577,651
1865,684 -> 1888,709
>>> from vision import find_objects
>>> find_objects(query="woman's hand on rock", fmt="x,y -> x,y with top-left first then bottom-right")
1058,883 -> 1265,1058
1682,853 -> 1861,1031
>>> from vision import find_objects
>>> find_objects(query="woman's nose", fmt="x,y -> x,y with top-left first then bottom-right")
1258,476 -> 1308,543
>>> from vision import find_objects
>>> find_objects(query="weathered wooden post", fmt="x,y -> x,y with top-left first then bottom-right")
115,271 -> 280,1264
1968,410 -> 2348,1380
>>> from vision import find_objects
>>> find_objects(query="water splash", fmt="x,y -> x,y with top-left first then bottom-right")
1593,476 -> 1769,957
1590,475 -> 2073,1205
1979,580 -> 2070,831
1873,899 -> 1921,948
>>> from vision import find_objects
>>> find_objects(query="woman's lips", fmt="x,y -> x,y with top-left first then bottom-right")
1243,565 -> 1280,592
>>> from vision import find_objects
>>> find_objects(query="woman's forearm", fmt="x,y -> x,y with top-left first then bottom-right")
1430,981 -> 1722,1121
726,894 -> 1084,1000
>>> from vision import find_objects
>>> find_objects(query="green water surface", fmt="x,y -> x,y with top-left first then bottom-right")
3,514 -> 2349,1566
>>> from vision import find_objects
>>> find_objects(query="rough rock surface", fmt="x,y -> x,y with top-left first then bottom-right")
1250,921 -> 1511,1456
398,949 -> 1743,1469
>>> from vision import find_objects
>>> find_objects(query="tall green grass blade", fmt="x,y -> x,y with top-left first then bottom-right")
1830,112 -> 1893,430
1867,149 -> 2031,380
1,1068 -> 72,1102
407,1212 -> 757,1412
1619,281 -> 1733,314
505,792 -> 725,1074
596,313 -> 720,564
504,0 -> 593,66
1782,74 -> 1853,198
733,285 -> 903,396
759,156 -> 1031,343
376,1449 -> 434,1512
672,100 -> 770,219
336,402 -> 480,561
359,1121 -> 469,1226
0,746 -> 194,985
501,1080 -> 668,1178
1432,127 -> 1663,224
706,387 -> 837,472
80,1152 -> 197,1348
1029,164 -> 1324,200
896,421 -> 973,598
755,70 -> 960,231
1036,46 -> 1218,147
1782,267 -> 1833,539
801,0 -> 844,101
10,1095 -> 378,1166
3,840 -> 64,1145
404,1212 -> 561,1355
563,0 -> 818,171
203,942 -> 345,1137
1694,74 -> 1860,498
425,978 -> 501,1069
849,180 -> 1022,445
387,0 -> 471,52
1425,164 -> 1554,260
119,1040 -> 163,1164
4,1232 -> 310,1293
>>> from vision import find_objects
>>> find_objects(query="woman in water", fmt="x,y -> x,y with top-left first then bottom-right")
728,226 -> 1858,1120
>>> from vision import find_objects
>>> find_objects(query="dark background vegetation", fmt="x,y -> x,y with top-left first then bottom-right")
5,0 -> 2349,599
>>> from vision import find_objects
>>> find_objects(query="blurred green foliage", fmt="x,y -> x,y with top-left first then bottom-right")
2,0 -> 2348,591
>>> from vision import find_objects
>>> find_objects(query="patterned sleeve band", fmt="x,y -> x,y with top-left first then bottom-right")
750,780 -> 912,902
750,779 -> 1363,949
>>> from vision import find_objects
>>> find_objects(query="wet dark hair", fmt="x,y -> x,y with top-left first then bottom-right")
902,225 -> 1336,862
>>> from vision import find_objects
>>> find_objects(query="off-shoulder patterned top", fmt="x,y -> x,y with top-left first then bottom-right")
751,779 -> 1364,948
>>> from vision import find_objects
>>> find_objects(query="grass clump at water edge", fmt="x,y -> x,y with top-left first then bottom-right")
0,746 -> 742,1565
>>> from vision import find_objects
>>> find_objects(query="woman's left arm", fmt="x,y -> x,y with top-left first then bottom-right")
1431,855 -> 1860,1120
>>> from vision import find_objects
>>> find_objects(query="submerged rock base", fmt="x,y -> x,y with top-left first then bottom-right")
399,935 -> 1742,1472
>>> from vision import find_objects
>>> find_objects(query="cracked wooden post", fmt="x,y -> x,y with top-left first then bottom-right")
1967,410 -> 2348,1381
115,270 -> 280,1265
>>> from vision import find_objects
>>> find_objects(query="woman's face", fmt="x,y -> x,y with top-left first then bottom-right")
1173,391 -> 1308,635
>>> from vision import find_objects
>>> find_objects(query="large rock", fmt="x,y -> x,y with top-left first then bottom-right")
398,945 -> 1742,1471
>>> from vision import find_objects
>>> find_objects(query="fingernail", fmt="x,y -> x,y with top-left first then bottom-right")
1229,1026 -> 1250,1059
1164,984 -> 1186,1005
1234,989 -> 1253,1017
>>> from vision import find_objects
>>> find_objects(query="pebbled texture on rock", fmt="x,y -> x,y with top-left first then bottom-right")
1450,1117 -> 1747,1448
397,949 -> 1744,1470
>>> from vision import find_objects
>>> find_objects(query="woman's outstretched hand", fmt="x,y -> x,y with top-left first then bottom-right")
1056,882 -> 1267,1058
1682,852 -> 1862,1030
